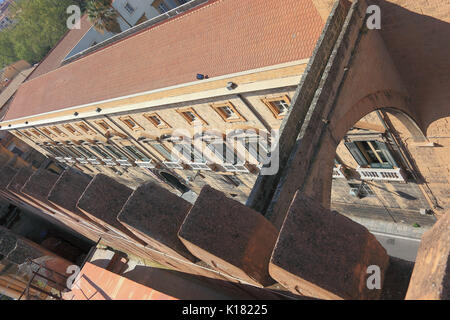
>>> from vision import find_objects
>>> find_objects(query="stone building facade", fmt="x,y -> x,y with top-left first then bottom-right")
0,0 -> 447,300
0,0 -> 447,234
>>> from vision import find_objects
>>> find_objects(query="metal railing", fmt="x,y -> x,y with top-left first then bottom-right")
356,166 -> 406,182
332,164 -> 346,179
18,259 -> 69,300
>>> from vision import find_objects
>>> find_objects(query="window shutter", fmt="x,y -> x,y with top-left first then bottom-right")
344,142 -> 368,166
375,141 -> 398,168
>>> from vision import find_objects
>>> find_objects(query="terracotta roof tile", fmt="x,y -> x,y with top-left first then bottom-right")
27,15 -> 93,81
4,0 -> 323,122
63,262 -> 178,300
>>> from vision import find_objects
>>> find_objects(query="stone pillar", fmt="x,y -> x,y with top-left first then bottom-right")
48,168 -> 107,236
178,186 -> 278,287
405,211 -> 449,300
269,192 -> 389,299
76,174 -> 146,245
20,168 -> 62,216
118,182 -> 197,263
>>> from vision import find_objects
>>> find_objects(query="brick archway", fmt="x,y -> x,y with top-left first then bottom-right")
301,89 -> 425,212
331,90 -> 426,144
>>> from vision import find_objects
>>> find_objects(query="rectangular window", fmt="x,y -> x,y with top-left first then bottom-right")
120,116 -> 143,131
31,129 -> 42,138
90,145 -> 112,159
123,145 -> 150,161
144,113 -> 170,128
212,102 -> 246,123
124,2 -> 135,14
175,143 -> 206,163
345,141 -> 397,169
151,143 -> 175,161
242,136 -> 271,165
177,108 -> 206,125
44,146 -> 64,158
64,124 -> 81,136
349,183 -> 375,198
22,130 -> 32,138
158,2 -> 169,13
103,145 -> 128,160
207,141 -> 243,165
41,128 -> 54,137
76,122 -> 94,135
74,146 -> 96,159
56,145 -> 78,158
95,120 -> 110,131
51,126 -> 67,137
262,96 -> 291,119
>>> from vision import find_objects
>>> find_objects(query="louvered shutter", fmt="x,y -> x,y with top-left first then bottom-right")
344,142 -> 368,166
374,141 -> 398,168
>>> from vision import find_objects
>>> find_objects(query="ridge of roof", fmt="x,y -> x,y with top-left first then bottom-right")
62,0 -> 213,67
2,0 -> 324,123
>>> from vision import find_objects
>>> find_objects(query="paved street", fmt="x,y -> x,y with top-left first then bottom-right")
372,231 -> 421,262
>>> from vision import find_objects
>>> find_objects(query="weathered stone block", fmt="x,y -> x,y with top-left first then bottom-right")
48,168 -> 91,215
0,166 -> 18,189
47,168 -> 105,231
7,166 -> 35,193
7,239 -> 45,265
77,174 -> 144,244
178,186 -> 278,287
269,192 -> 389,300
21,168 -> 60,203
118,182 -> 197,263
405,211 -> 449,300
0,226 -> 18,256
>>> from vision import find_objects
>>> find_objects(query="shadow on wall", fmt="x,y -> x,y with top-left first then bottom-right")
373,0 -> 450,133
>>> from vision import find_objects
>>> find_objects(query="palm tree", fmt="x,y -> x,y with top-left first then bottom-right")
86,0 -> 132,34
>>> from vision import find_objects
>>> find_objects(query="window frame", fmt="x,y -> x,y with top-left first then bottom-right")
122,144 -> 151,162
211,102 -> 246,123
40,127 -> 56,138
94,120 -> 111,132
50,126 -> 68,137
262,95 -> 291,119
124,1 -> 135,14
345,140 -> 398,169
177,108 -> 207,125
76,122 -> 95,135
144,113 -> 171,129
119,116 -> 144,132
63,124 -> 81,136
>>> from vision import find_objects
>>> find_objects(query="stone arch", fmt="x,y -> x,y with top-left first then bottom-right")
310,90 -> 427,211
330,90 -> 425,145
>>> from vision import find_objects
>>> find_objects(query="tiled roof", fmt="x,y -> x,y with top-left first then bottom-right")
27,15 -> 93,81
63,262 -> 177,300
3,0 -> 323,122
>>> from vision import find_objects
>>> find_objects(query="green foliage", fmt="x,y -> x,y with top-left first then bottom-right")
86,0 -> 121,34
0,0 -> 87,68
